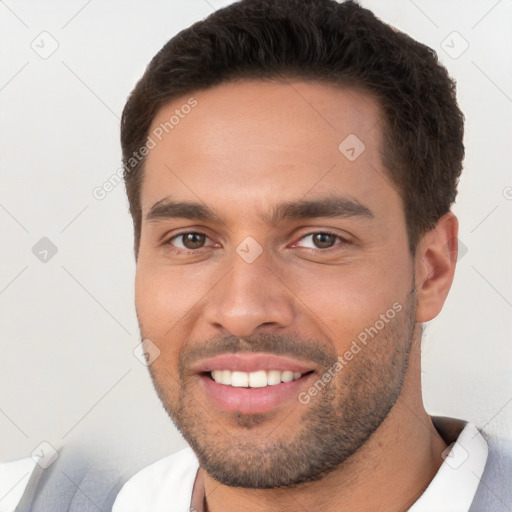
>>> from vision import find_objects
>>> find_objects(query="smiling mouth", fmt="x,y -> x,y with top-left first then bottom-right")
207,369 -> 314,388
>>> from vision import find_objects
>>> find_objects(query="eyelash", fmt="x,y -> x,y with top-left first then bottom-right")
163,231 -> 350,255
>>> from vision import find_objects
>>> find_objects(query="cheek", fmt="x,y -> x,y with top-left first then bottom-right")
135,263 -> 212,363
135,269 -> 181,380
134,264 -> 184,350
290,255 -> 411,347
135,262 -> 190,324
135,267 -> 162,329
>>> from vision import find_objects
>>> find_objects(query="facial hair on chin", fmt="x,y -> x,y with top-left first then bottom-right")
145,286 -> 417,489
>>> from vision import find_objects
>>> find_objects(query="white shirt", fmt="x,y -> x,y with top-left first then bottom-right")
113,419 -> 488,512
0,457 -> 41,512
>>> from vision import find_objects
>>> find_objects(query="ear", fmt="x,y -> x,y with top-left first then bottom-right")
415,212 -> 459,323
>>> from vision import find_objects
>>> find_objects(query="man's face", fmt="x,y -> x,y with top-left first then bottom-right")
135,81 -> 417,487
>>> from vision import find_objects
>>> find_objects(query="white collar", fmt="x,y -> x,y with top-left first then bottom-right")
409,419 -> 488,512
0,457 -> 41,512
113,417 -> 489,512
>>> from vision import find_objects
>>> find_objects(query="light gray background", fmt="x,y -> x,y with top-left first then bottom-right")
1,0 -> 511,474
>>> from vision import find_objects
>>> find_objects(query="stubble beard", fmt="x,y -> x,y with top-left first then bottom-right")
145,286 -> 417,489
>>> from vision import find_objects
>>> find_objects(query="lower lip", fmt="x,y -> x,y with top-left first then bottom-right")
199,373 -> 313,415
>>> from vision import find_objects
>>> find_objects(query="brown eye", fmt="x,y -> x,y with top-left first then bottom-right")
179,233 -> 206,249
292,231 -> 352,255
295,232 -> 342,250
311,233 -> 337,249
166,232 -> 211,252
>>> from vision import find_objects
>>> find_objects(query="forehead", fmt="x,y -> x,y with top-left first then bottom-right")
141,80 -> 398,221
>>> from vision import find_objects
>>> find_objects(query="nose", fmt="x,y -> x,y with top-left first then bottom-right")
203,247 -> 295,338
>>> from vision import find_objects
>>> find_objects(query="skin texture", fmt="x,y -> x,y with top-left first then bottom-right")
134,80 -> 459,512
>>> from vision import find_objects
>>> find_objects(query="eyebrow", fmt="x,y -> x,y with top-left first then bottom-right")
146,194 -> 374,226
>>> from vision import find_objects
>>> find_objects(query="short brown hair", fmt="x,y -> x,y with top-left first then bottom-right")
121,0 -> 464,255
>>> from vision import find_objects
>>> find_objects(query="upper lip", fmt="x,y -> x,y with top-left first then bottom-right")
192,353 -> 316,374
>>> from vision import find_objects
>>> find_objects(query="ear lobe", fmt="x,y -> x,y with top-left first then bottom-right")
415,212 -> 459,323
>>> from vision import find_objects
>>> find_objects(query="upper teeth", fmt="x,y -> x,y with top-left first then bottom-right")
211,370 -> 302,387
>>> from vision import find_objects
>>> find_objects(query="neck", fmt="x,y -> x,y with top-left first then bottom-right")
201,342 -> 448,512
